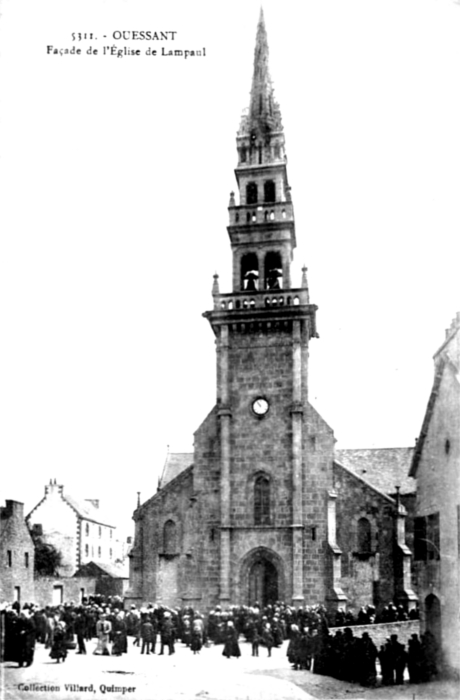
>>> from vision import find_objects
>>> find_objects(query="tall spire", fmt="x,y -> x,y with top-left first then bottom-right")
239,8 -> 283,139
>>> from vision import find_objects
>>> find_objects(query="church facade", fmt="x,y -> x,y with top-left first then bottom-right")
128,12 -> 416,613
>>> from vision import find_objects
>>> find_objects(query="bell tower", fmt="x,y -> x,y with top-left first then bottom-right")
203,9 -> 334,608
229,8 -> 295,294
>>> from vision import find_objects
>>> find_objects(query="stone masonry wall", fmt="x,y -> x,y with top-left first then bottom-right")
415,357 -> 460,676
330,619 -> 420,649
33,576 -> 97,606
333,464 -> 397,611
302,403 -> 335,603
0,501 -> 35,603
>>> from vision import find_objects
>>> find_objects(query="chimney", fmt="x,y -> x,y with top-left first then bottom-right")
3,500 -> 24,519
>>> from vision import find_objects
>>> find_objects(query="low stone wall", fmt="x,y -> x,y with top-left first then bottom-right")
330,619 -> 420,648
33,576 -> 96,606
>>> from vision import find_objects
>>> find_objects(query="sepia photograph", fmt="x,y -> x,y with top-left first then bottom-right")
1,0 -> 459,698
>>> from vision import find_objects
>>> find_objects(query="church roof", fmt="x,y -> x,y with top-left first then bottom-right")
159,452 -> 193,489
335,447 -> 416,495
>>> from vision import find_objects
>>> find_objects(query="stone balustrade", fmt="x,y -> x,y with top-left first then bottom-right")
213,288 -> 309,312
228,201 -> 294,226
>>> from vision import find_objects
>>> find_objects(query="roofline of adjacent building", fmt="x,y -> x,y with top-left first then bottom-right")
333,459 -> 398,506
134,464 -> 194,517
26,491 -> 115,528
409,357 -> 446,478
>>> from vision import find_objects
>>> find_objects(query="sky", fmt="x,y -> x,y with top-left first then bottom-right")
1,0 -> 459,534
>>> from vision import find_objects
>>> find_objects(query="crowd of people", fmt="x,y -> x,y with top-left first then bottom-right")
1,596 -> 436,689
286,622 -> 439,686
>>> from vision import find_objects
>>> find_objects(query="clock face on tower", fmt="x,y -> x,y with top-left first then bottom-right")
252,397 -> 269,416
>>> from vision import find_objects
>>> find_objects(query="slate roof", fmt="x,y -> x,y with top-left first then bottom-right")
74,560 -> 129,579
27,486 -> 115,528
159,452 -> 194,489
62,494 -> 114,527
335,447 -> 416,495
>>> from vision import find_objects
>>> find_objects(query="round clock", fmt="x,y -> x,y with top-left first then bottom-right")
252,397 -> 269,416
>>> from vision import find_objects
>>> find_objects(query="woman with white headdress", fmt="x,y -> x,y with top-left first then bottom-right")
222,621 -> 241,659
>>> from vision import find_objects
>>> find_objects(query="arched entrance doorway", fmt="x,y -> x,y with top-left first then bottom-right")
239,546 -> 285,606
248,558 -> 279,606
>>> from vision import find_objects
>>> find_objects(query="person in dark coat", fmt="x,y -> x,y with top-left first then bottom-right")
408,633 -> 422,683
286,624 -> 301,669
112,612 -> 128,656
49,622 -> 67,663
159,612 -> 175,655
222,621 -> 241,659
379,640 -> 393,685
251,626 -> 260,657
388,634 -> 407,684
75,610 -> 87,654
190,615 -> 204,655
33,608 -> 47,645
140,614 -> 154,655
299,627 -> 314,671
340,628 -> 357,682
17,611 -> 36,668
262,623 -> 274,657
3,609 -> 21,663
357,632 -> 378,686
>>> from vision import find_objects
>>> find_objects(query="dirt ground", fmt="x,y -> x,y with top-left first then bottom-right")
2,637 -> 459,700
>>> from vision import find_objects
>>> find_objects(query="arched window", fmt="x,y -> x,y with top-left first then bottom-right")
163,519 -> 177,554
254,475 -> 270,525
264,251 -> 283,289
241,252 -> 259,291
357,517 -> 372,553
241,146 -> 247,163
246,181 -> 258,205
264,180 -> 276,203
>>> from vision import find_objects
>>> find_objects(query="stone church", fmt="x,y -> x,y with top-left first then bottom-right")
128,11 -> 417,612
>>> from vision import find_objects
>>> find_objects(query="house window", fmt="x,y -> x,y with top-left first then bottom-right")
414,512 -> 440,561
85,544 -> 89,557
7,550 -> 12,567
110,549 -> 112,559
163,520 -> 177,554
254,475 -> 270,525
98,547 -> 101,558
357,517 -> 372,553
98,526 -> 101,538
85,523 -> 89,536
24,553 -> 29,568
110,529 -> 112,539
